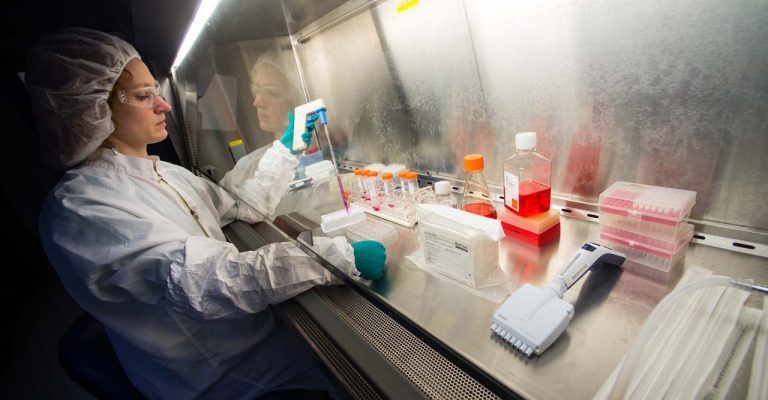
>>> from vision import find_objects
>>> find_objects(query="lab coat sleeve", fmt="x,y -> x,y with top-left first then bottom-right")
41,190 -> 356,321
196,175 -> 265,226
217,141 -> 298,219
167,236 -> 356,319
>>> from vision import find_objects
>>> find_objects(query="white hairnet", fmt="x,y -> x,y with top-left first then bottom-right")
250,46 -> 302,107
25,28 -> 140,171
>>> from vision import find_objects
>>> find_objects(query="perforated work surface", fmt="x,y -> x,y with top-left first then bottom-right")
250,221 -> 290,244
286,302 -> 382,400
318,287 -> 501,400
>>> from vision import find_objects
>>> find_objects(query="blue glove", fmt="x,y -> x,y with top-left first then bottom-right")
351,240 -> 386,280
279,111 -> 314,154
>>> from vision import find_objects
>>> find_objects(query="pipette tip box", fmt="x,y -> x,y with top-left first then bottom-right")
599,229 -> 690,272
598,181 -> 696,272
599,181 -> 696,225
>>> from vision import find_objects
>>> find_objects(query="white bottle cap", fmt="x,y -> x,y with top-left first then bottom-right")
434,181 -> 451,195
515,132 -> 537,150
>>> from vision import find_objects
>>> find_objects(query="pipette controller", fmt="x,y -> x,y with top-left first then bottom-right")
491,242 -> 625,357
293,99 -> 327,152
293,99 -> 351,216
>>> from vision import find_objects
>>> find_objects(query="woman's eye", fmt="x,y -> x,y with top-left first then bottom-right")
252,88 -> 282,99
136,95 -> 153,101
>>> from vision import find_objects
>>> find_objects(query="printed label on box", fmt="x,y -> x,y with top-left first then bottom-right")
423,230 -> 474,285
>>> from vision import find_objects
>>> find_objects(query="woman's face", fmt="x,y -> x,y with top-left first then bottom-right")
251,63 -> 292,137
109,59 -> 171,156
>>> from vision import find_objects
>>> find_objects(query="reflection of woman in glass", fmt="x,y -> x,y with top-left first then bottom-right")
251,51 -> 302,141
220,49 -> 307,196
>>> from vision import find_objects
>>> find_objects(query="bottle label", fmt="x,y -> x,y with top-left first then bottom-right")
504,171 -> 519,211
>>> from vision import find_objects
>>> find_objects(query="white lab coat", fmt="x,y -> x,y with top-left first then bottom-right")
39,141 -> 354,399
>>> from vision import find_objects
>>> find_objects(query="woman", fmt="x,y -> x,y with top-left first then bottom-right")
27,28 -> 385,399
251,50 -> 302,141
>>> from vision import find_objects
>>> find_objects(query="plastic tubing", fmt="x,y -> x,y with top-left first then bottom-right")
608,276 -> 756,399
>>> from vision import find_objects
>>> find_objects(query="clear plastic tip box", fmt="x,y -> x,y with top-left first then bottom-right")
599,181 -> 696,226
599,225 -> 693,272
599,182 -> 696,272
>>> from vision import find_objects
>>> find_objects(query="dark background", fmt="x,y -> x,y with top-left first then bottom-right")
0,1 -> 198,398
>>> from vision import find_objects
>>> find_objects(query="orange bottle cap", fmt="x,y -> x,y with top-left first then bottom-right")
404,171 -> 418,180
367,170 -> 378,177
399,170 -> 411,178
382,172 -> 393,180
464,154 -> 484,171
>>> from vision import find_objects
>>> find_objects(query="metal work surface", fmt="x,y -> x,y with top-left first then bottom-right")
280,189 -> 768,400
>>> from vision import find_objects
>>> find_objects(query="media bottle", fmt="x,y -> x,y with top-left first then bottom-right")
433,181 -> 457,208
460,154 -> 498,219
503,132 -> 551,217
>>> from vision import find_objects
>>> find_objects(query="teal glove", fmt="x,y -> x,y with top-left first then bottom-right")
305,114 -> 319,133
301,114 -> 317,144
351,240 -> 386,280
279,111 -> 314,154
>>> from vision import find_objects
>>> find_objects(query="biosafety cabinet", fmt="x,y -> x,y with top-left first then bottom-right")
167,0 -> 768,398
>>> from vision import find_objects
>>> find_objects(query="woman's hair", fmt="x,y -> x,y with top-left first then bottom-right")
107,67 -> 134,105
97,66 -> 136,154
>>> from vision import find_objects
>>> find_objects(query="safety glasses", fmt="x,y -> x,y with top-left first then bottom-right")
117,82 -> 164,108
250,84 -> 284,101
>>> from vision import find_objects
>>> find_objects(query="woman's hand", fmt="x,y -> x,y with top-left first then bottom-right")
279,111 -> 313,154
351,240 -> 386,280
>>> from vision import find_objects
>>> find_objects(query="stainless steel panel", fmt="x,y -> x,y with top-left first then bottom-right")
172,0 -> 767,230
294,8 -> 416,165
289,0 -> 768,231
282,0 -> 351,33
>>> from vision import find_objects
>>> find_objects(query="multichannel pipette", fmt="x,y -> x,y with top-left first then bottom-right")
491,242 -> 626,357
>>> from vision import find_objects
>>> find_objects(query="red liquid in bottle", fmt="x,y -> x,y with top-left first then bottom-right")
463,202 -> 498,219
516,180 -> 551,217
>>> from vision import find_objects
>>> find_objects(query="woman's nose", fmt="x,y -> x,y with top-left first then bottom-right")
155,96 -> 172,113
253,93 -> 267,108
